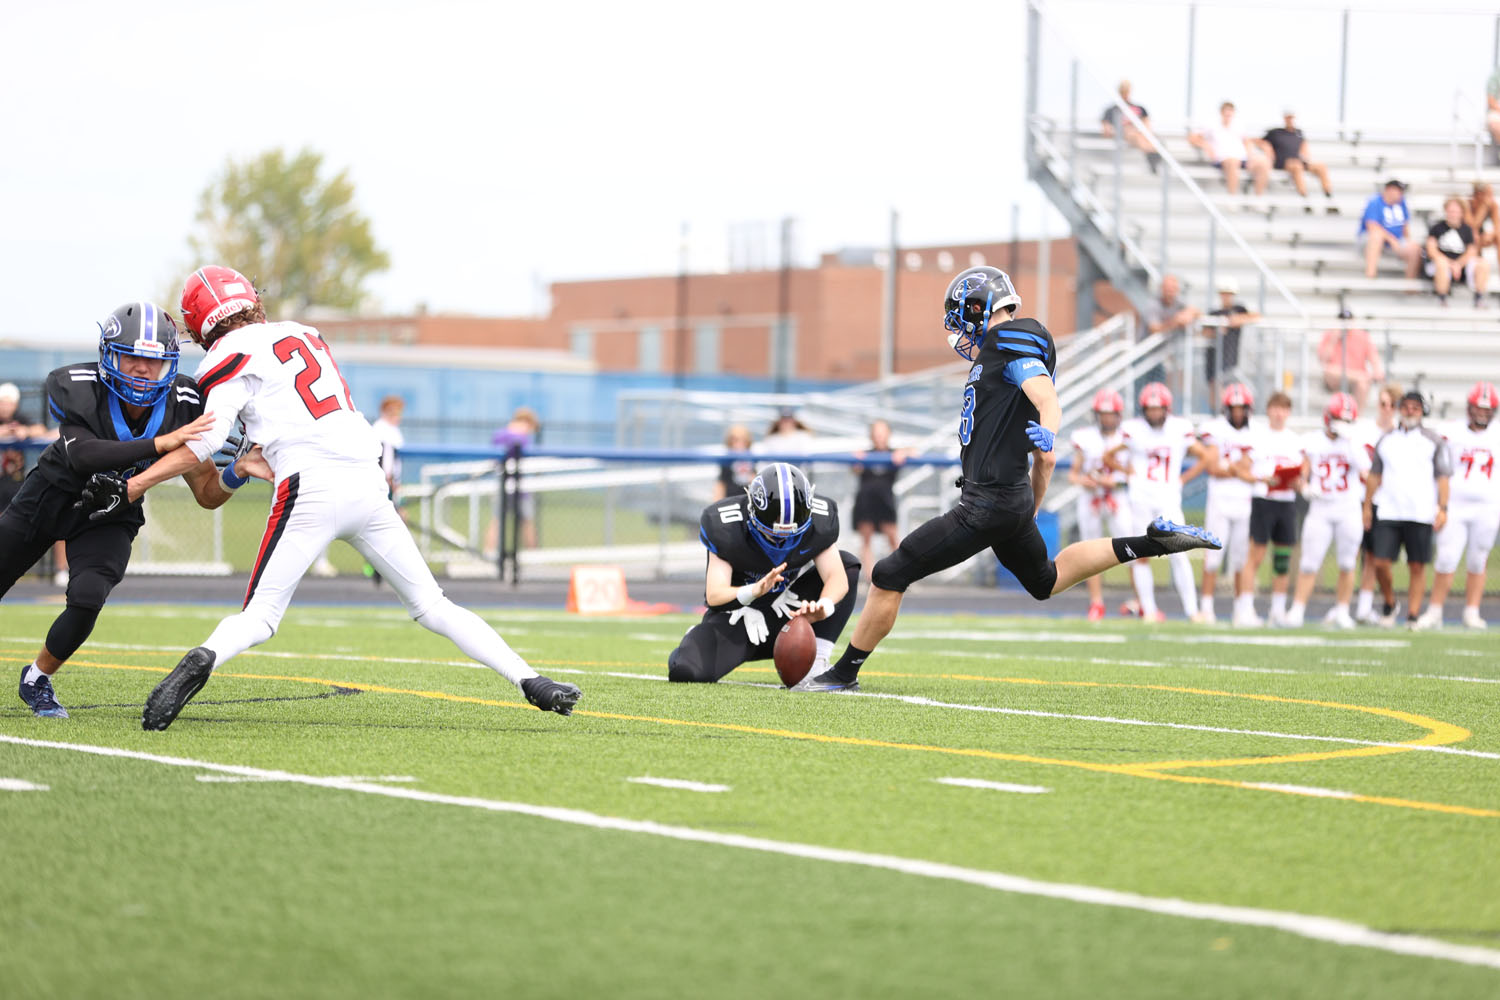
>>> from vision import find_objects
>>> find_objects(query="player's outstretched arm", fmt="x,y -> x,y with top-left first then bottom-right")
182,458 -> 235,510
125,445 -> 209,502
704,552 -> 785,608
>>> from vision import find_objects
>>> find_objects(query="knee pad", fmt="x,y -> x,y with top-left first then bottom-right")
1272,547 -> 1291,575
1023,561 -> 1059,602
870,551 -> 911,594
666,647 -> 706,683
65,571 -> 117,612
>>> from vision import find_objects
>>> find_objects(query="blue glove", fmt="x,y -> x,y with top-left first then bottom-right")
1025,421 -> 1055,453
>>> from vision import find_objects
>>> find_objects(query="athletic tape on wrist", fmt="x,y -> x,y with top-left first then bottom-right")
736,585 -> 755,606
815,597 -> 836,617
220,463 -> 249,491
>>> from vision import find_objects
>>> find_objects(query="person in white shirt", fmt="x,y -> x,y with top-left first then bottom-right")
1363,390 -> 1452,628
1106,383 -> 1211,621
1235,392 -> 1303,626
1192,383 -> 1257,623
1286,394 -> 1371,628
1068,388 -> 1129,621
1355,382 -> 1403,622
1189,101 -> 1271,196
113,266 -> 582,728
1418,382 -> 1499,629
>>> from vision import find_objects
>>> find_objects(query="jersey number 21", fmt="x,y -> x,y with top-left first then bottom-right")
274,333 -> 356,419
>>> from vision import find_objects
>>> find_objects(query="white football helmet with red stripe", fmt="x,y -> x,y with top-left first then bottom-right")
181,266 -> 260,346
1468,381 -> 1497,428
1324,392 -> 1358,435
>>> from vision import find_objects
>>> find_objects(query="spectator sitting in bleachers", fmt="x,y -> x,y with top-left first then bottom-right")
1466,181 -> 1499,253
1359,180 -> 1422,280
1188,101 -> 1270,197
1318,310 -> 1385,411
1099,80 -> 1162,173
1424,196 -> 1490,308
1258,111 -> 1336,213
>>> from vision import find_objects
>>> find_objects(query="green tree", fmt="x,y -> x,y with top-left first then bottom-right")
188,148 -> 389,319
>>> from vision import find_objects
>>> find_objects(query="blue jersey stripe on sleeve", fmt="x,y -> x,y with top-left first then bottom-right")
48,398 -> 64,421
699,527 -> 717,553
994,328 -> 1049,348
993,340 -> 1046,358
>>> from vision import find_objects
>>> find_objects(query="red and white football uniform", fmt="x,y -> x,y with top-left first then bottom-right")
1298,430 -> 1371,573
1117,415 -> 1196,528
1196,416 -> 1255,572
1435,422 -> 1500,574
1069,425 -> 1126,541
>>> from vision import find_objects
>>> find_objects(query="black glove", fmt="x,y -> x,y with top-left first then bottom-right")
213,428 -> 246,470
72,472 -> 129,521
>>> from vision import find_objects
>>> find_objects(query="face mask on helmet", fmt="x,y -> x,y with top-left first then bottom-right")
745,463 -> 814,561
942,266 -> 1021,361
98,302 -> 180,407
1470,405 -> 1494,429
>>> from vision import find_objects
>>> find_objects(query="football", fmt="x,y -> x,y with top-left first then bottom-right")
773,614 -> 817,687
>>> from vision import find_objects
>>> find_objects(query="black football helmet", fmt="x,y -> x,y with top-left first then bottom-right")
99,302 -> 180,407
745,463 -> 815,561
943,266 -> 1022,361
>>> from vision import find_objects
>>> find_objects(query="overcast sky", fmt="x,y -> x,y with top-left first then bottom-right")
2,0 -> 1496,340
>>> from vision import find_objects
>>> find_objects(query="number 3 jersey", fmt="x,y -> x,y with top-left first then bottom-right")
1442,422 -> 1500,507
1117,415 -> 1196,512
698,494 -> 840,596
1299,430 -> 1370,512
184,320 -> 380,480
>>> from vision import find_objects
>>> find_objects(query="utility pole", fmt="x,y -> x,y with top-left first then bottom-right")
879,208 -> 898,380
674,222 -> 689,388
775,217 -> 793,394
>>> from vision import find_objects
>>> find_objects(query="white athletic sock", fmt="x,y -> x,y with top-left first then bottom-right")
1234,593 -> 1256,616
202,612 -> 276,669
1289,601 -> 1306,616
1169,553 -> 1198,616
811,638 -> 833,674
23,662 -> 44,684
1355,589 -> 1374,617
1271,591 -> 1288,617
1131,562 -> 1158,616
1201,596 -> 1216,617
415,597 -> 536,687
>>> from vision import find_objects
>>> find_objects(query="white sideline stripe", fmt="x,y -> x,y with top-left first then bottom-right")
896,629 -> 1126,645
627,776 -> 731,793
1172,635 -> 1409,649
196,774 -> 417,784
1444,650 -> 1489,658
2,734 -> 1498,972
1244,783 -> 1358,800
0,777 -> 49,791
886,648 -> 1299,676
934,777 -> 1050,794
1415,674 -> 1500,685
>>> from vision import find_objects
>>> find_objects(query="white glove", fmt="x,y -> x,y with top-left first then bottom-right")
728,606 -> 769,644
769,587 -> 802,619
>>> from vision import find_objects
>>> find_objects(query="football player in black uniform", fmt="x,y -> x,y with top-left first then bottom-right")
668,462 -> 860,684
3,303 -> 249,717
803,267 -> 1222,692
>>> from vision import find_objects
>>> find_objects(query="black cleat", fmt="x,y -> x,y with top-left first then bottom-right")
522,675 -> 582,716
143,647 -> 216,731
1147,516 -> 1222,554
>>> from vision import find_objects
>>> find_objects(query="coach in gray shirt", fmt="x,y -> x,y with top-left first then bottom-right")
1362,391 -> 1451,627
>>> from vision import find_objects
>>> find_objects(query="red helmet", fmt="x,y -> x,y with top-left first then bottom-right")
180,266 -> 260,346
1091,388 -> 1125,413
1324,392 -> 1358,427
1468,381 -> 1498,409
1221,382 -> 1254,410
1138,382 -> 1173,412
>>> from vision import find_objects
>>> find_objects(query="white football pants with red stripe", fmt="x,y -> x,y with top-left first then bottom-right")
199,463 -> 537,687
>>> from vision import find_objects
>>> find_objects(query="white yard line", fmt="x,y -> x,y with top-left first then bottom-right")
934,777 -> 1050,794
1171,635 -> 1409,649
626,777 -> 731,793
2,734 -> 1497,972
894,630 -> 1126,645
1243,783 -> 1358,800
0,777 -> 49,791
196,774 -> 418,784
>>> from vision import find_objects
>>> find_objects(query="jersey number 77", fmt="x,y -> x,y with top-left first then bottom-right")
274,332 -> 355,419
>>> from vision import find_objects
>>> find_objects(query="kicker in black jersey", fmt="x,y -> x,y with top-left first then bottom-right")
958,316 -> 1057,490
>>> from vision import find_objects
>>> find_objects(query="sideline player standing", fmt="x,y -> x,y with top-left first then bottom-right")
1192,383 -> 1257,623
1418,382 -> 1498,629
5,304 -> 231,717
1285,393 -> 1370,628
1067,388 -> 1128,621
1363,390 -> 1450,628
667,462 -> 860,684
803,267 -> 1221,691
110,267 -> 580,728
1108,383 -> 1208,622
1235,392 -> 1303,627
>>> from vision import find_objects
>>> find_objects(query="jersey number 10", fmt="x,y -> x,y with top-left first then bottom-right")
274,333 -> 356,420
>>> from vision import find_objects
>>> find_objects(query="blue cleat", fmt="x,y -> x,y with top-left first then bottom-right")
1148,516 -> 1222,553
794,669 -> 861,693
18,666 -> 69,719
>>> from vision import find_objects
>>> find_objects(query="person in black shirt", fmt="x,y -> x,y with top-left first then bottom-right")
803,267 -> 1222,692
1425,197 -> 1491,307
711,424 -> 755,501
1202,276 -> 1260,399
1259,111 -> 1335,211
852,419 -> 907,574
668,462 -> 859,684
3,303 -> 257,718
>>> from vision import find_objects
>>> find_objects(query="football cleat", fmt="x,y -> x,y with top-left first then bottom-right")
1146,516 -> 1222,553
1232,607 -> 1263,628
1462,606 -> 1487,629
796,669 -> 861,692
1087,601 -> 1106,622
522,676 -> 582,716
143,647 -> 216,731
1119,599 -> 1141,617
1190,608 -> 1217,625
18,667 -> 68,719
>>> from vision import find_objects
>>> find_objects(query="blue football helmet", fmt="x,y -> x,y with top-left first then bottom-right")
99,302 -> 180,407
943,266 -> 1022,361
745,463 -> 814,562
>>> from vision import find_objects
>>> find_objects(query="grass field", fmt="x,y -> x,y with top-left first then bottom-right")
2,604 -> 1498,998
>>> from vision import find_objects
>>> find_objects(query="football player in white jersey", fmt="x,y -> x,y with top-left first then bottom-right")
1419,382 -> 1499,628
113,266 -> 581,729
1286,394 -> 1370,628
1106,383 -> 1209,621
1234,391 -> 1304,626
1068,388 -> 1128,621
1193,383 -> 1257,623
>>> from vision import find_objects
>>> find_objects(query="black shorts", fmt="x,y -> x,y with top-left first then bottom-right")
1204,328 -> 1241,381
1370,519 -> 1434,564
1272,153 -> 1304,171
872,483 -> 1057,600
667,550 -> 861,683
1249,497 -> 1298,546
852,489 -> 898,529
0,474 -> 137,606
